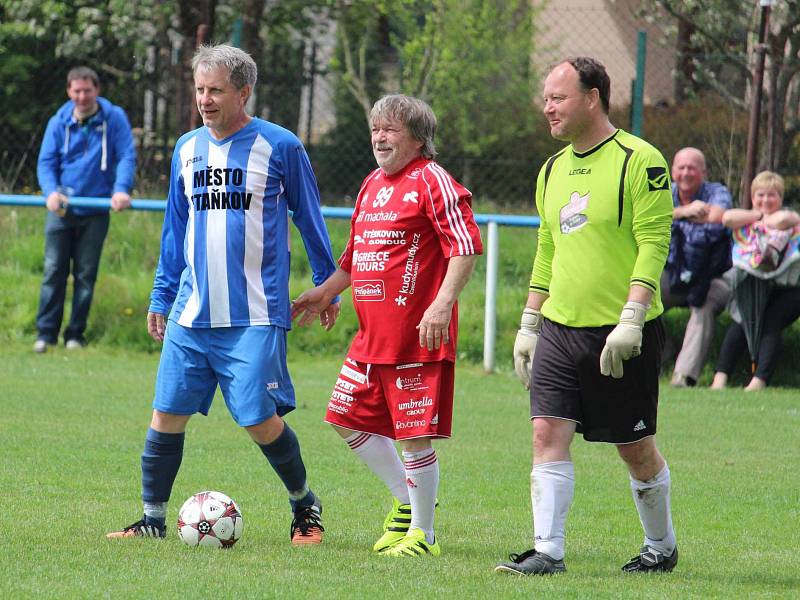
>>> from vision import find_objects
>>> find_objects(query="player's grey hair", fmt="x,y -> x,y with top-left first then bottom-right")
370,94 -> 437,159
192,44 -> 257,90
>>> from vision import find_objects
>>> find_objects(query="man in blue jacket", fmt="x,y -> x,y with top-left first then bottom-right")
34,66 -> 136,352
661,147 -> 732,386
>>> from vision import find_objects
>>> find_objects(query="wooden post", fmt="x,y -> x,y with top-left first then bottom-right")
740,0 -> 772,208
189,24 -> 210,131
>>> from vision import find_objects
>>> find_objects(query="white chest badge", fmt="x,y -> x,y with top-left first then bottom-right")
560,191 -> 589,234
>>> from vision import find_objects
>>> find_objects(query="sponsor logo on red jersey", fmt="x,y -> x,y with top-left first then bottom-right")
395,373 -> 428,391
396,363 -> 423,370
398,233 -> 421,296
353,279 -> 386,302
399,395 -> 433,416
334,377 -> 357,393
356,210 -> 398,223
340,364 -> 366,384
361,229 -> 407,245
352,250 -> 389,272
331,390 -> 354,404
396,418 -> 427,430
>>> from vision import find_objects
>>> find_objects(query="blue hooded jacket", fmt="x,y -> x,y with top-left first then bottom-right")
37,96 -> 136,216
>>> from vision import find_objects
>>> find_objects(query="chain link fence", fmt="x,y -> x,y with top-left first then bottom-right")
0,2 -> 778,206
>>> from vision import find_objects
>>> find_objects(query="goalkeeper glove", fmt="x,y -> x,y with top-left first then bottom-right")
513,308 -> 543,390
600,301 -> 648,379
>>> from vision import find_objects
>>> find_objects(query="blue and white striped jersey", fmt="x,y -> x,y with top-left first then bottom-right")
149,118 -> 337,329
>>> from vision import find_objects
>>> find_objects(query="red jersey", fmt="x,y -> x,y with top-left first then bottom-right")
339,157 -> 483,363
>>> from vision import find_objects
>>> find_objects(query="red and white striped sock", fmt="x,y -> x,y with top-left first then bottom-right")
344,432 -> 409,503
403,448 -> 439,543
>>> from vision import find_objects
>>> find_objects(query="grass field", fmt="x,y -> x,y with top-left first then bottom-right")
2,342 -> 798,599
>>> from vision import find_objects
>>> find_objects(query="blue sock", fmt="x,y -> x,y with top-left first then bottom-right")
258,423 -> 316,510
141,427 -> 185,525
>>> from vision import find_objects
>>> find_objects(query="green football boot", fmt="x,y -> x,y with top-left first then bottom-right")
373,497 -> 411,552
382,527 -> 441,557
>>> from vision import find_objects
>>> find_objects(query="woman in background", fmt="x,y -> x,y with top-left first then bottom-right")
711,171 -> 800,391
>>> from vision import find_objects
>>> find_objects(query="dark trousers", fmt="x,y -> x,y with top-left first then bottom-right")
35,211 -> 110,343
715,286 -> 800,382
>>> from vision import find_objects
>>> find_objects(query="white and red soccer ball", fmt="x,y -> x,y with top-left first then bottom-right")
177,491 -> 243,548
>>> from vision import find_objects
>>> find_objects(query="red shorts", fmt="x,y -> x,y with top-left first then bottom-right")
324,355 -> 454,440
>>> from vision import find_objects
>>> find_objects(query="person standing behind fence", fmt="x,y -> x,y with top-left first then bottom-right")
106,44 -> 339,544
661,147 -> 732,387
34,66 -> 136,353
497,57 -> 677,576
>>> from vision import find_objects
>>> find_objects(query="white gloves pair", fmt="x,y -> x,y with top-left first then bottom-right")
511,301 -> 648,388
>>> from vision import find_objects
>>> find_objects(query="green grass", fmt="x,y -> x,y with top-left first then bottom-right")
2,342 -> 798,599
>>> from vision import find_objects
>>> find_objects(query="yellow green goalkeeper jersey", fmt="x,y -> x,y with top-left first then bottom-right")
529,129 -> 672,327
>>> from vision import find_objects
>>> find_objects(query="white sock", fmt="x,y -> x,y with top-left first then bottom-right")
403,448 -> 439,543
630,464 -> 676,555
344,432 -> 409,503
532,461 -> 574,561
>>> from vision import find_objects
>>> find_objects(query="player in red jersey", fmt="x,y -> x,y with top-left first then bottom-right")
292,94 -> 482,557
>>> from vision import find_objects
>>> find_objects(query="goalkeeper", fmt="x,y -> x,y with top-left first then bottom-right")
495,57 -> 676,576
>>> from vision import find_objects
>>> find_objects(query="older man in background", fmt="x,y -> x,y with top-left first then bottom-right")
661,147 -> 732,387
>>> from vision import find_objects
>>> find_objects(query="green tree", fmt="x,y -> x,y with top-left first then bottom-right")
312,1 -> 391,200
397,0 -> 539,193
329,0 -> 546,203
0,0 -> 175,190
643,0 -> 800,179
329,0 -> 396,124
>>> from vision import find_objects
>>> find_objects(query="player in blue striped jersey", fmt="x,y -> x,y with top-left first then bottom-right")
107,44 -> 338,545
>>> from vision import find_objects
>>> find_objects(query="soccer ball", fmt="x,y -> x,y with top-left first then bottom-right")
177,491 -> 244,548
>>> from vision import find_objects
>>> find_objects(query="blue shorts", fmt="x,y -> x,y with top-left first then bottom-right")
153,321 -> 296,426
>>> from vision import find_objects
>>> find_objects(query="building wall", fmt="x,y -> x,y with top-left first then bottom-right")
532,0 -> 675,107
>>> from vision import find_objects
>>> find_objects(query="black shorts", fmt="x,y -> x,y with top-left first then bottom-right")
530,317 -> 665,444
